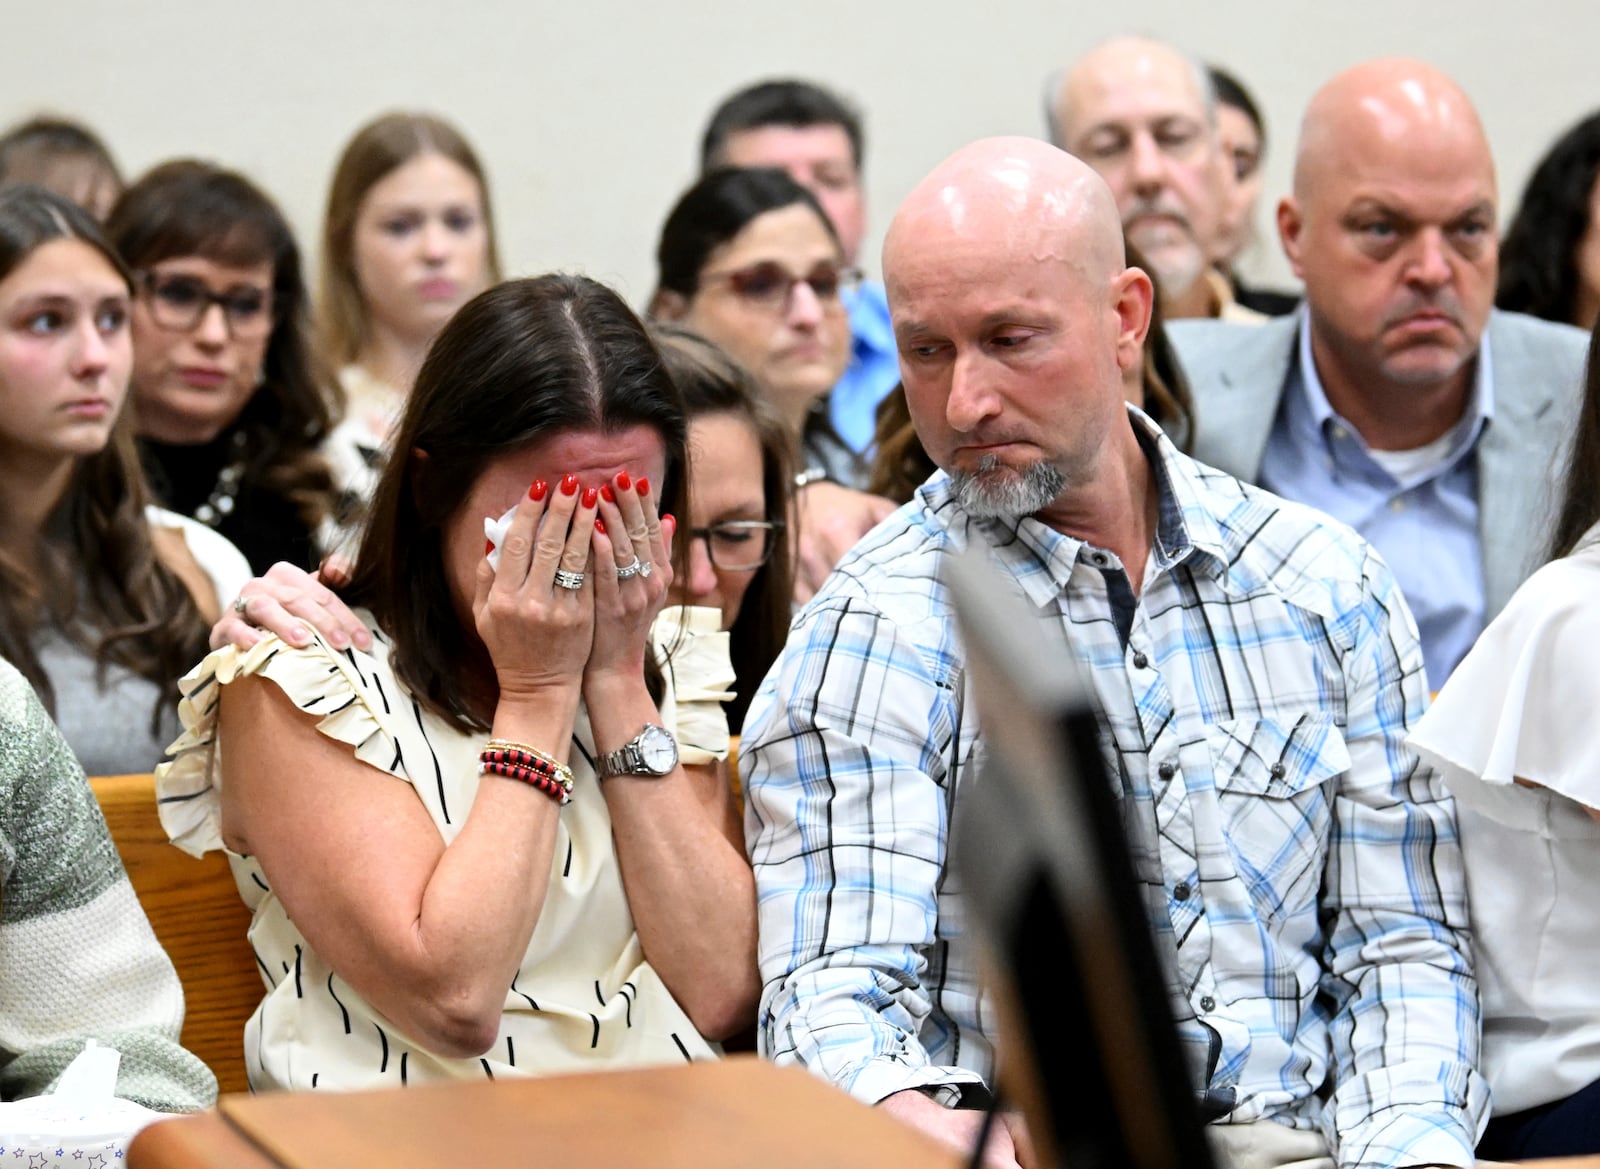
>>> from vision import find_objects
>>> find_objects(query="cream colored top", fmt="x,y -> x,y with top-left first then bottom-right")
320,365 -> 406,555
156,606 -> 733,1092
1408,536 -> 1600,1114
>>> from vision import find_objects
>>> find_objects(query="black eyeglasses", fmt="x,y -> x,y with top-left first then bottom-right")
688,519 -> 784,571
697,261 -> 861,313
140,271 -> 274,340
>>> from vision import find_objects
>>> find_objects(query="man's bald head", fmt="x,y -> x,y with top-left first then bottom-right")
1047,36 -> 1227,308
883,137 -> 1154,522
885,136 -> 1126,290
1278,58 -> 1499,422
1293,58 -> 1494,198
1051,36 -> 1216,147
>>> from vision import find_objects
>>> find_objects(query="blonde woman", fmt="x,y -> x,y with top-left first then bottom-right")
318,112 -> 499,543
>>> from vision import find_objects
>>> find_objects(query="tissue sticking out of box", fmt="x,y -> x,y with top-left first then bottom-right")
54,1039 -> 121,1108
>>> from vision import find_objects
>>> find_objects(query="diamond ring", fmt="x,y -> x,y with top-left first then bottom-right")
615,556 -> 643,579
232,594 -> 251,617
554,569 -> 586,591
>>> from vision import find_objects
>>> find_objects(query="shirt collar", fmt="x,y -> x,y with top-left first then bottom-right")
920,406 -> 1231,612
845,280 -> 895,361
1293,307 -> 1496,436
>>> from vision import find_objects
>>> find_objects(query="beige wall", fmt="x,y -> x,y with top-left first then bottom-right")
4,0 -> 1595,307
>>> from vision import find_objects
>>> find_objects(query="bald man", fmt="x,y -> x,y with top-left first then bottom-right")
1049,36 -> 1262,323
1169,58 -> 1588,689
742,136 -> 1484,1169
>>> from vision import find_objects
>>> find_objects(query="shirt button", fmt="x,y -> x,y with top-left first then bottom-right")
1199,995 -> 1216,1012
1090,552 -> 1109,567
1173,881 -> 1191,901
1269,762 -> 1286,780
1388,497 -> 1406,512
1132,651 -> 1149,669
1332,425 -> 1349,441
1157,761 -> 1175,780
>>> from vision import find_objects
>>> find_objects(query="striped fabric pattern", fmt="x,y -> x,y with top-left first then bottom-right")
742,411 -> 1487,1169
0,659 -> 215,1111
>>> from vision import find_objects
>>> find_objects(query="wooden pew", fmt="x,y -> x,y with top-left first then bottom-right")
90,773 -> 258,1096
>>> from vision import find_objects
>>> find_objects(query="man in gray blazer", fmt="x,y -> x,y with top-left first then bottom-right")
1169,58 -> 1587,689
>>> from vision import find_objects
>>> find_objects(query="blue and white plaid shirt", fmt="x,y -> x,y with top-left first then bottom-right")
742,412 -> 1486,1169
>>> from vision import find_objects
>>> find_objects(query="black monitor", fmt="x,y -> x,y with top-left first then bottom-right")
947,549 -> 1216,1169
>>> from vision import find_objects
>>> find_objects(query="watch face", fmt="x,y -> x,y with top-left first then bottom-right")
638,725 -> 678,772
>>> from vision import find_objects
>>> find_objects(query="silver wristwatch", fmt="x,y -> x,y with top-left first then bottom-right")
596,723 -> 679,779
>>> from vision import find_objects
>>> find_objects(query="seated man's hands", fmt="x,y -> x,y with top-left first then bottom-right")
213,556 -> 371,652
877,1088 -> 1034,1169
794,480 -> 898,604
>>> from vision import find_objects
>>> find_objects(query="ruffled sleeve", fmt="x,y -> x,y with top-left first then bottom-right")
650,605 -> 734,767
1409,549 -> 1600,825
154,631 -> 399,858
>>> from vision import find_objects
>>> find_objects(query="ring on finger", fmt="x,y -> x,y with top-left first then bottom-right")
232,594 -> 251,617
554,568 -> 586,591
615,555 -> 643,580
638,561 -> 653,579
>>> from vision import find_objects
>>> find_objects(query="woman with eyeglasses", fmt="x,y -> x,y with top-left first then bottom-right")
0,184 -> 249,774
650,167 -> 897,602
650,167 -> 862,487
106,160 -> 339,575
652,324 -> 794,732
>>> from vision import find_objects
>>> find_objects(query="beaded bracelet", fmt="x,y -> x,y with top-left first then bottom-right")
485,738 -> 573,780
479,759 -> 573,806
480,738 -> 576,806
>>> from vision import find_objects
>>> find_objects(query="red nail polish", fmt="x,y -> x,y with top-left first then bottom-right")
600,483 -> 616,503
581,486 -> 598,508
529,479 -> 547,501
616,470 -> 632,491
635,476 -> 650,497
561,473 -> 579,496
595,517 -> 606,534
662,512 -> 676,535
485,538 -> 495,555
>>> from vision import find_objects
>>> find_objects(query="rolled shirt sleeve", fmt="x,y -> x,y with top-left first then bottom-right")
742,594 -> 991,1105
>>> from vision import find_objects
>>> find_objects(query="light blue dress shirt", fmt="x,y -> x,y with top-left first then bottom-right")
1259,314 -> 1492,690
827,280 -> 900,453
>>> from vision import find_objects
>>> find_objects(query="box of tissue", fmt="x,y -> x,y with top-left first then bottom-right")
0,1040 -> 165,1163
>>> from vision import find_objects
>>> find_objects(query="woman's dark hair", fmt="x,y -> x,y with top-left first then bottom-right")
868,240 -> 1195,504
1207,66 -> 1264,150
1547,320 -> 1600,560
1128,239 -> 1195,450
0,185 -> 209,725
650,324 -> 794,730
1498,110 -> 1600,328
652,167 -> 840,307
344,275 -> 691,731
105,160 -> 340,534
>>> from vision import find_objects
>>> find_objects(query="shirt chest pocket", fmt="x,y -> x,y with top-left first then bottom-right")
1202,713 -> 1350,895
1206,713 -> 1350,798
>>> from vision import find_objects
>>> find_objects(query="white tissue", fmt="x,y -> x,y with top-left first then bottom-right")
483,502 -> 521,572
53,1039 -> 120,1110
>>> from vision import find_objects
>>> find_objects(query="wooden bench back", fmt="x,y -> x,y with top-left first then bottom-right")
90,773 -> 258,1096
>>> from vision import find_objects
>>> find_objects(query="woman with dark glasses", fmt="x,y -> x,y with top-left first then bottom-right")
650,167 -> 897,602
649,167 -> 864,488
107,160 -> 339,573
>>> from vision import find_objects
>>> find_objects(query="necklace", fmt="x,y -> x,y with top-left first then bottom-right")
192,429 -> 250,528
